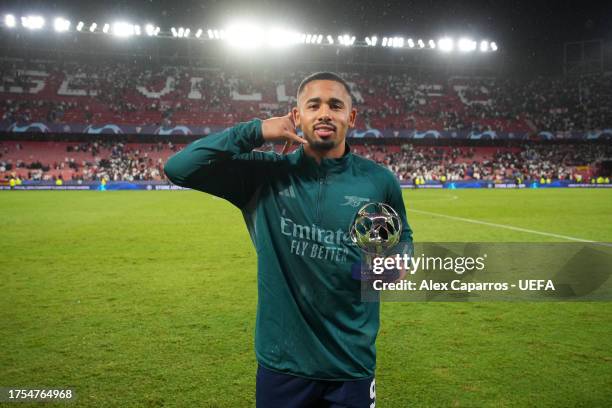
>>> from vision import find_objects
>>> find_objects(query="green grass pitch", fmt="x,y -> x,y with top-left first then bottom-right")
1,189 -> 611,407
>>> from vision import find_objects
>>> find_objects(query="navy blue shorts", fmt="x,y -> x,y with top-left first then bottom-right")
256,365 -> 376,408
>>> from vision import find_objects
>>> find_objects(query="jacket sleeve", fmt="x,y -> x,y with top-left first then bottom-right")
163,119 -> 268,208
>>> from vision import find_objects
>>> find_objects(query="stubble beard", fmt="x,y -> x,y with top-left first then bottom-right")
304,131 -> 338,151
309,139 -> 336,151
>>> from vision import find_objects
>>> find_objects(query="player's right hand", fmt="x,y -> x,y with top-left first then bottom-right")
262,113 -> 308,154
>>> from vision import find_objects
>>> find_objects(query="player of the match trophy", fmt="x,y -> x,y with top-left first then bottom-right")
349,202 -> 403,281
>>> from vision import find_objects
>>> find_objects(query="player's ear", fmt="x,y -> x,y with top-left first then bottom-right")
348,107 -> 357,128
292,106 -> 300,128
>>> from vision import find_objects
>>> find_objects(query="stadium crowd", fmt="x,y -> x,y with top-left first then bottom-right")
2,58 -> 611,185
371,144 -> 611,183
0,140 -> 174,182
1,58 -> 611,133
2,140 -> 610,184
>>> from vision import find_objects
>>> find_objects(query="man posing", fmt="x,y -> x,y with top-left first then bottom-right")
164,72 -> 412,407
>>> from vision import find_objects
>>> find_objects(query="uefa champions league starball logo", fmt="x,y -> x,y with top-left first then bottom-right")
350,202 -> 402,256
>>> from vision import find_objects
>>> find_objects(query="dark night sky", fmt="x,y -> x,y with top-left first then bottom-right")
2,0 -> 611,66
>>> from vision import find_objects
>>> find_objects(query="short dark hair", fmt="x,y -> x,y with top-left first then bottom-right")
297,72 -> 352,101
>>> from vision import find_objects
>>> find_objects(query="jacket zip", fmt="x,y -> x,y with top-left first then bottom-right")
314,173 -> 326,224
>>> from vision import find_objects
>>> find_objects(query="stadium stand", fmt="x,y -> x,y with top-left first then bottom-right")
1,57 -> 611,133
1,140 -> 609,183
1,56 -> 611,184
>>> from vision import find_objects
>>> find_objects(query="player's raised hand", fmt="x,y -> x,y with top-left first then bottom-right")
262,112 -> 307,154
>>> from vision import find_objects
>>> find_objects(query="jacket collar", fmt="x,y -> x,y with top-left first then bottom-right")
296,142 -> 353,175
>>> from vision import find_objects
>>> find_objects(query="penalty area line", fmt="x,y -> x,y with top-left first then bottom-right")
407,207 -> 603,244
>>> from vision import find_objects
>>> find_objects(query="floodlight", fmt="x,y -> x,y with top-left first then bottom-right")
266,28 -> 283,47
171,27 -> 177,37
102,23 -> 110,33
112,22 -> 134,37
338,34 -> 354,46
266,28 -> 301,48
134,25 -> 141,36
89,22 -> 97,32
458,38 -> 476,52
479,40 -> 489,52
226,22 -> 264,49
184,28 -> 190,38
438,37 -> 454,52
145,24 -> 155,36
53,18 -> 70,32
326,35 -> 334,44
195,29 -> 202,38
5,14 -> 16,28
76,21 -> 84,31
407,38 -> 415,48
365,36 -> 378,46
491,42 -> 498,51
21,15 -> 45,30
382,37 -> 388,47
417,39 -> 425,48
429,39 -> 436,48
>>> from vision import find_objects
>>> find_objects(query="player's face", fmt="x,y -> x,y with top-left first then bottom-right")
293,80 -> 356,152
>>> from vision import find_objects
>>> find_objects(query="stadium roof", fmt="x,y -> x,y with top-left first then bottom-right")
1,0 -> 610,70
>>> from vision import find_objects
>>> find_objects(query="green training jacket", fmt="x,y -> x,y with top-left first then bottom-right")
164,119 -> 413,380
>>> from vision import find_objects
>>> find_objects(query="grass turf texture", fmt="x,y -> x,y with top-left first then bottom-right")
1,189 -> 611,407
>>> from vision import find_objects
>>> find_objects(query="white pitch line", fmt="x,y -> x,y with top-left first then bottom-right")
405,194 -> 459,203
408,207 -> 598,243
